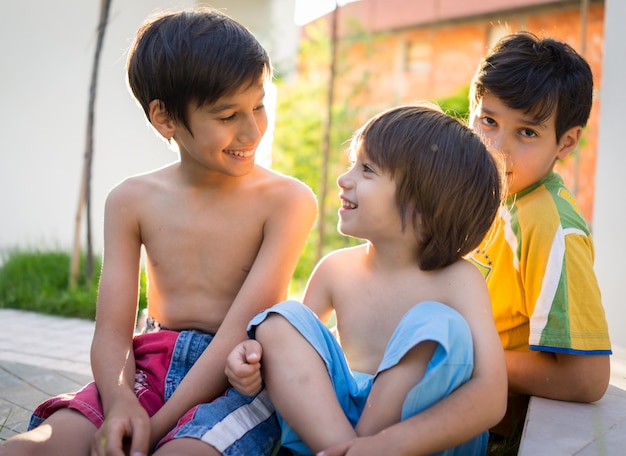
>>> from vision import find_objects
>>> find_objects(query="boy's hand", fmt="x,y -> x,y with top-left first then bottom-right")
225,339 -> 263,396
91,399 -> 150,456
318,436 -> 410,456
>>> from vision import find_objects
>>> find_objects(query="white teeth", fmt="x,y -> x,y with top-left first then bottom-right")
342,201 -> 357,209
227,150 -> 253,158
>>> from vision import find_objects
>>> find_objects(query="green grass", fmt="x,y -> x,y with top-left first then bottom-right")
0,248 -> 146,320
0,409 -> 10,441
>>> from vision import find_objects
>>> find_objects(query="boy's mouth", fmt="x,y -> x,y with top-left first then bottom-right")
341,198 -> 357,209
226,149 -> 254,158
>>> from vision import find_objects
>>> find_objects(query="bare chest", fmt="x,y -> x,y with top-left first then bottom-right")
139,196 -> 267,325
333,273 -> 451,373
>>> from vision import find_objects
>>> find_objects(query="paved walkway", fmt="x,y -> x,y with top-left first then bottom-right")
0,309 -> 94,440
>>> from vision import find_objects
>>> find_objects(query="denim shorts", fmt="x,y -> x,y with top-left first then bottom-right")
30,328 -> 280,455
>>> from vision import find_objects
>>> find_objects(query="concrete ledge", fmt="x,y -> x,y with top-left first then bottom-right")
518,347 -> 626,455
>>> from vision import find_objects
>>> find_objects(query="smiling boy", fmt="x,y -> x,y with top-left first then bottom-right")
0,8 -> 316,456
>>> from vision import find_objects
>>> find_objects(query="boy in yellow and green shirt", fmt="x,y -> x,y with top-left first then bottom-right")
468,31 -> 612,437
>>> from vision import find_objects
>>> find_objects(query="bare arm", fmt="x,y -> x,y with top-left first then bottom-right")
225,248 -> 334,397
91,184 -> 150,456
300,252 -> 337,323
506,350 -> 610,402
148,181 -> 317,446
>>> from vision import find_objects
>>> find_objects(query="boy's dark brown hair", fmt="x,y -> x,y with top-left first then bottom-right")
470,31 -> 593,142
351,103 -> 503,270
127,7 -> 272,134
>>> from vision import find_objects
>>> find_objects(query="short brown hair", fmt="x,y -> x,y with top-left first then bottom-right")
351,103 -> 503,270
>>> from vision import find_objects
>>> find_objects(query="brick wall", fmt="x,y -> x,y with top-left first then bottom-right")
302,1 -> 605,222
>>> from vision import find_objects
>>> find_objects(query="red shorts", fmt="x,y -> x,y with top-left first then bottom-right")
29,330 -> 180,428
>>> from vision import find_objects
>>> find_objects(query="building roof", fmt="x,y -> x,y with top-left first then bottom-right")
336,0 -> 577,31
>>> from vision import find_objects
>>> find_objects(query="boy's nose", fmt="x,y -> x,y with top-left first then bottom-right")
487,132 -> 511,164
337,170 -> 351,189
490,134 -> 513,170
239,115 -> 263,144
491,132 -> 505,153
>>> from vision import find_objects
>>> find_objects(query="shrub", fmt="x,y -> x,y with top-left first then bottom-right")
1,248 -> 146,320
0,249 -> 100,319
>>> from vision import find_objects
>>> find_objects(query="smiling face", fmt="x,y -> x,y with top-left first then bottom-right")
169,79 -> 268,178
335,104 -> 502,270
471,93 -> 581,196
336,147 -> 402,242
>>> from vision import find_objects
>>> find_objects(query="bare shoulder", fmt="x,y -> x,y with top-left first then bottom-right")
436,260 -> 502,371
317,244 -> 366,271
437,259 -> 493,315
443,258 -> 486,283
307,244 -> 366,289
303,244 -> 366,319
104,164 -> 176,208
249,166 -> 316,207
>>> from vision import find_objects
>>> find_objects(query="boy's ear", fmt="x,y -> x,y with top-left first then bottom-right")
149,100 -> 175,140
556,126 -> 583,160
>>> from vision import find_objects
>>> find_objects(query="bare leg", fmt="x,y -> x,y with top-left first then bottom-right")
357,341 -> 437,436
256,314 -> 356,453
0,409 -> 96,456
154,437 -> 221,456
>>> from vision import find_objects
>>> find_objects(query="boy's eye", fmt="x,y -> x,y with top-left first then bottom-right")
219,105 -> 265,122
362,163 -> 374,173
481,116 -> 497,127
520,128 -> 537,138
220,113 -> 237,122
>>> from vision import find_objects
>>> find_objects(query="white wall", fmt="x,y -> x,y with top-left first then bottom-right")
0,0 -> 294,256
593,0 -> 626,349
0,0 -> 194,254
206,0 -> 299,79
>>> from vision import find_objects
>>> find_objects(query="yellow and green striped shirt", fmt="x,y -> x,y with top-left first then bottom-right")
469,172 -> 611,355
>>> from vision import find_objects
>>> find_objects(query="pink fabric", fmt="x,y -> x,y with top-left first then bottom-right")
31,330 -> 180,427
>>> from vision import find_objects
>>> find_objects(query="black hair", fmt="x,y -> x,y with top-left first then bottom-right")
127,7 -> 272,133
470,31 -> 593,142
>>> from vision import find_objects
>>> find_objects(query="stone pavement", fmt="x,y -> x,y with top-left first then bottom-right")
0,309 -> 94,440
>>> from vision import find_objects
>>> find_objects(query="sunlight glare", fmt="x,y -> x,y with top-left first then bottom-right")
294,0 -> 361,26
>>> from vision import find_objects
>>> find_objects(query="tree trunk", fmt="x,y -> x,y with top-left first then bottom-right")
69,0 -> 112,288
316,2 -> 339,263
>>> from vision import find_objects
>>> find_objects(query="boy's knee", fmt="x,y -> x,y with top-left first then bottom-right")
0,432 -> 45,456
254,313 -> 291,344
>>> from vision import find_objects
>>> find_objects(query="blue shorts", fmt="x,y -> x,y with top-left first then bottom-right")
248,300 -> 488,456
30,329 -> 280,455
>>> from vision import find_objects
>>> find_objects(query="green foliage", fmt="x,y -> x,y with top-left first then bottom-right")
0,249 -> 147,320
436,86 -> 471,121
270,19 -> 370,284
